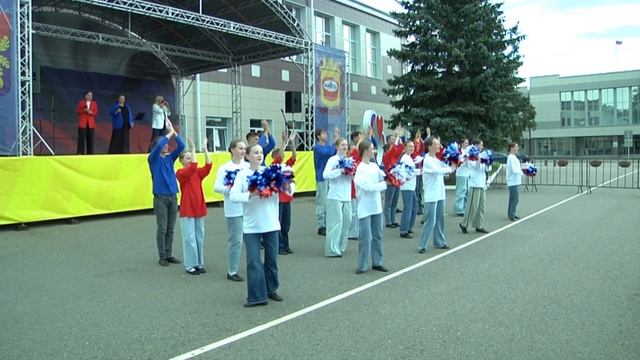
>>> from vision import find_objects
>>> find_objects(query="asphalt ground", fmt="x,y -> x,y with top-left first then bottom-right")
1,184 -> 639,359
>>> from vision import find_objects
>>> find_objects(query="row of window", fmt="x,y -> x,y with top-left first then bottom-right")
285,2 -> 382,79
533,135 -> 640,156
559,86 -> 640,127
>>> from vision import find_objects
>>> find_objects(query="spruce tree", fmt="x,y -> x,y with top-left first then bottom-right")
385,0 -> 536,149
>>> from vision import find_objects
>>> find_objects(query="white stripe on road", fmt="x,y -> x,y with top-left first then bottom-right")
169,170 -> 637,360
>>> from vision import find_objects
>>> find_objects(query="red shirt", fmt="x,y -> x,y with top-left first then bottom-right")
412,138 -> 425,170
382,143 -> 405,173
76,100 -> 99,128
271,156 -> 296,203
176,162 -> 212,217
349,148 -> 362,199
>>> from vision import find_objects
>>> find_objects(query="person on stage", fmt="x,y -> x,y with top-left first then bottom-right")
176,138 -> 212,275
76,91 -> 98,154
108,94 -> 134,154
230,144 -> 292,307
150,95 -> 171,147
148,120 -> 185,267
322,137 -> 353,257
354,140 -> 388,274
213,139 -> 249,282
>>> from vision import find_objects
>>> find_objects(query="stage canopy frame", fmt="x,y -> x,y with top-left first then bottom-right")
18,0 -> 316,156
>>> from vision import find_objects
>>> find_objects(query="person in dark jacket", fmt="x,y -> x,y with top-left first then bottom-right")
108,95 -> 134,154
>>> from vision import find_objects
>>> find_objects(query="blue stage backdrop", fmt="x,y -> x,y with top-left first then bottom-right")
0,0 -> 19,155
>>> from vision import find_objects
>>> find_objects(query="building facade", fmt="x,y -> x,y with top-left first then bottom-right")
181,0 -> 402,152
528,70 -> 640,157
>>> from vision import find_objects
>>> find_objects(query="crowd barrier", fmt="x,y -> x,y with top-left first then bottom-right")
0,151 -> 317,225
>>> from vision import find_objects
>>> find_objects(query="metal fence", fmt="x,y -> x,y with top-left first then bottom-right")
491,157 -> 640,193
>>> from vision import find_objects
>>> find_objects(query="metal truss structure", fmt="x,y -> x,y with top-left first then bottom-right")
18,0 -> 315,155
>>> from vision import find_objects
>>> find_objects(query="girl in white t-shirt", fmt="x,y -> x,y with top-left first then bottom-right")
399,141 -> 418,238
354,141 -> 388,273
322,137 -> 353,257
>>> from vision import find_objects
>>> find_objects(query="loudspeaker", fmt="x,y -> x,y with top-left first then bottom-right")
285,91 -> 301,113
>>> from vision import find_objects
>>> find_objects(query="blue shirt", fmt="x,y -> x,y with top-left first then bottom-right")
148,135 -> 186,196
313,142 -> 336,182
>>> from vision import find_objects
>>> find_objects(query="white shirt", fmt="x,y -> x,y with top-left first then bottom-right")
214,160 -> 249,217
230,167 -> 289,234
152,103 -> 171,129
85,100 -> 91,110
422,154 -> 453,202
354,162 -> 387,218
399,154 -> 417,191
468,160 -> 491,189
323,155 -> 354,202
506,154 -> 522,186
456,147 -> 471,178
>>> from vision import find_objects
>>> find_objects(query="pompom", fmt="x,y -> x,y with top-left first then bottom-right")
522,164 -> 538,177
467,145 -> 480,161
442,142 -> 460,165
223,169 -> 240,187
337,157 -> 357,176
479,150 -> 493,166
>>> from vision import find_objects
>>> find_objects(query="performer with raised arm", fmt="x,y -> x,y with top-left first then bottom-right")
150,95 -> 171,147
398,139 -> 418,239
313,127 -> 339,236
148,119 -> 185,267
108,94 -> 134,154
176,138 -> 212,275
271,129 -> 297,255
213,139 -> 249,282
246,120 -> 276,163
382,126 -> 405,228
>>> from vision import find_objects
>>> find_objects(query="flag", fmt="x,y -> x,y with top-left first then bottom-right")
616,40 -> 623,45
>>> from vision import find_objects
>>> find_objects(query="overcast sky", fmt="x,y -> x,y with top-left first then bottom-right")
363,0 -> 640,82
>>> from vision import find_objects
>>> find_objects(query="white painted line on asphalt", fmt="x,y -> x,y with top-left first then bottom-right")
169,170 -> 637,360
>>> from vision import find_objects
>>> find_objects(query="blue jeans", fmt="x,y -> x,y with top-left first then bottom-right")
180,217 -> 205,270
453,176 -> 469,215
508,185 -> 520,219
400,190 -> 418,234
279,203 -> 291,252
226,216 -> 243,276
419,200 -> 446,250
244,231 -> 279,305
357,214 -> 384,272
415,175 -> 424,214
153,194 -> 178,260
384,186 -> 400,225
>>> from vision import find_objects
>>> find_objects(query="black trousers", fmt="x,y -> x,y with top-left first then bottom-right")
77,126 -> 95,155
108,127 -> 130,154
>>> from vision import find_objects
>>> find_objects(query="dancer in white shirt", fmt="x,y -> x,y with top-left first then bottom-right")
506,142 -> 522,221
459,139 -> 491,234
213,140 -> 249,282
398,141 -> 418,238
322,137 -> 353,257
354,140 -> 388,273
453,138 -> 471,216
418,137 -> 455,253
230,144 -> 292,307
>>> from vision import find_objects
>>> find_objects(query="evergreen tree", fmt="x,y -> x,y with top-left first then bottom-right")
385,0 -> 536,149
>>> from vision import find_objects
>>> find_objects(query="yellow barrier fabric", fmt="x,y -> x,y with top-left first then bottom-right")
0,151 -> 317,225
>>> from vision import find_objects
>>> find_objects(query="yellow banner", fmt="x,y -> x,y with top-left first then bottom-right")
0,151 -> 317,225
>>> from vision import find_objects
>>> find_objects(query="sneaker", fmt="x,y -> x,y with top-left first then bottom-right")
400,233 -> 413,239
436,245 -> 450,249
268,293 -> 284,302
243,301 -> 267,308
166,257 -> 181,264
227,273 -> 244,282
317,227 -> 326,236
159,259 -> 169,267
286,249 -> 294,254
186,268 -> 200,275
196,266 -> 206,274
475,228 -> 489,234
279,250 -> 289,255
459,223 -> 468,234
418,248 -> 426,254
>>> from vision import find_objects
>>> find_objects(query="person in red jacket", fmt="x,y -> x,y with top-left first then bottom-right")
176,137 -> 212,275
76,91 -> 99,154
271,130 -> 297,255
382,126 -> 405,227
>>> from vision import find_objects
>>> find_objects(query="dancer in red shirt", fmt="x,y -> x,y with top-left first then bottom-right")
176,138 -> 212,275
271,130 -> 297,255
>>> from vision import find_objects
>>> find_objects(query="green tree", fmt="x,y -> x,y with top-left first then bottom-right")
384,0 -> 536,149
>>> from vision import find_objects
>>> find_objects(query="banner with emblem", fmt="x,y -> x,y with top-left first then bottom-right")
0,0 -> 18,155
314,45 -> 347,145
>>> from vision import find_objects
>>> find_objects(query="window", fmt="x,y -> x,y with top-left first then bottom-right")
572,91 -> 585,126
205,117 -> 231,152
342,23 -> 358,73
352,82 -> 358,92
315,14 -> 332,46
616,87 -> 630,125
587,90 -> 599,126
601,88 -> 614,125
249,119 -> 274,135
281,69 -> 290,82
371,85 -> 377,95
632,86 -> 640,124
251,65 -> 260,77
365,30 -> 379,78
560,92 -> 571,127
